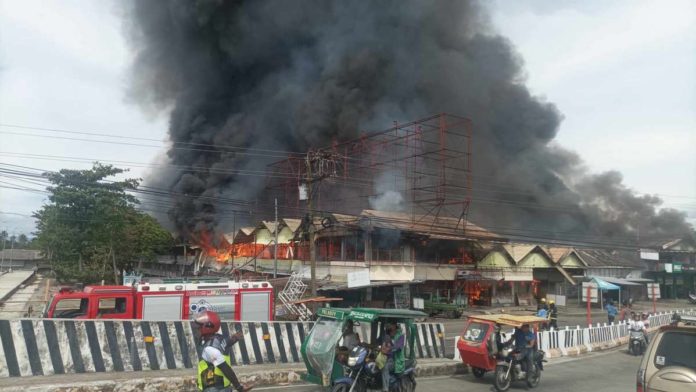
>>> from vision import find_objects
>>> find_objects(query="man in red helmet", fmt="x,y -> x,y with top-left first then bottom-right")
195,311 -> 253,392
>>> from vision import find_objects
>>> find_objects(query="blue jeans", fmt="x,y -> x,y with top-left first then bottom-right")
519,348 -> 534,373
381,359 -> 394,391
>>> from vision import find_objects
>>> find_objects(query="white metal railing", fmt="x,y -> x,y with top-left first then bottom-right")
536,308 -> 696,354
454,308 -> 696,361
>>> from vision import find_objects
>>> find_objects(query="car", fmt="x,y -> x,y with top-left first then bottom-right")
636,314 -> 696,392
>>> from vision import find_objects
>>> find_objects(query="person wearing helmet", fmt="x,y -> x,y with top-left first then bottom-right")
195,311 -> 252,392
548,300 -> 558,330
537,297 -> 548,312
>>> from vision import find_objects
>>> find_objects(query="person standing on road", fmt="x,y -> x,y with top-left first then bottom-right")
605,301 -> 618,324
548,301 -> 558,330
194,311 -> 253,392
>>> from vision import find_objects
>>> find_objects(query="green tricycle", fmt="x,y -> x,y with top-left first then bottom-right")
301,307 -> 427,391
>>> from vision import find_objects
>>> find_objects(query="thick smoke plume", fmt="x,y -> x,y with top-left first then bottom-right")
125,0 -> 693,244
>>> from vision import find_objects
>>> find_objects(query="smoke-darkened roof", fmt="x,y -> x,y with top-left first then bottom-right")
359,209 -> 502,241
575,249 -> 643,269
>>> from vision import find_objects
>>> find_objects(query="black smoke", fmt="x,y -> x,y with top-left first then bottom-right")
124,0 -> 693,244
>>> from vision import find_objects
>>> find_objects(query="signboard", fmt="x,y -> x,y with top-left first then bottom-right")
413,297 -> 425,310
456,270 -> 482,280
673,263 -> 683,273
347,269 -> 371,288
581,282 -> 598,303
664,263 -> 673,273
647,283 -> 661,299
298,184 -> 308,201
393,285 -> 410,309
640,251 -> 659,261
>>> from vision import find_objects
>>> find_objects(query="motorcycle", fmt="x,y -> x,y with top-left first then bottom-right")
629,328 -> 646,356
494,346 -> 545,392
331,345 -> 416,392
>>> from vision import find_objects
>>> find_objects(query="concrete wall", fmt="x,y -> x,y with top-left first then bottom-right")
0,319 -> 445,378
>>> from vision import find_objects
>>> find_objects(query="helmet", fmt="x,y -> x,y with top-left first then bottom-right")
549,300 -> 555,305
194,311 -> 221,338
540,298 -> 546,303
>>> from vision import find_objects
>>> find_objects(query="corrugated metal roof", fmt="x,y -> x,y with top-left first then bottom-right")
576,249 -> 642,268
283,218 -> 302,233
540,246 -> 572,263
502,244 -> 537,263
0,249 -> 43,260
262,221 -> 278,234
359,209 -> 501,241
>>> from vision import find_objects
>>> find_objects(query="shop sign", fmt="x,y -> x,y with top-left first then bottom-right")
581,282 -> 598,303
683,265 -> 696,272
456,270 -> 482,280
663,263 -> 673,273
640,250 -> 660,261
347,269 -> 371,288
673,263 -> 683,273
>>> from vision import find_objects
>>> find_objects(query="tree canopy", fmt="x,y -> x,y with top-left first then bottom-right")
33,163 -> 173,283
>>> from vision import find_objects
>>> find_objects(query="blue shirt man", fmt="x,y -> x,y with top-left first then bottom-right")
606,301 -> 618,323
512,324 -> 536,374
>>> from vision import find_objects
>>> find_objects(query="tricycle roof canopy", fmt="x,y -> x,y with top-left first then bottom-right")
468,314 -> 548,328
316,307 -> 427,322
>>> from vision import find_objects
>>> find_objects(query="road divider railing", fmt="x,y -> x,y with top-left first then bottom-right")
0,319 -> 445,378
453,308 -> 695,361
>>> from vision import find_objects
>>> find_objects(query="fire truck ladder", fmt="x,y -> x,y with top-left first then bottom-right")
278,272 -> 313,321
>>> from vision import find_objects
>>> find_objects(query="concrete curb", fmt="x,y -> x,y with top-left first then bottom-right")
0,271 -> 35,304
0,360 -> 465,392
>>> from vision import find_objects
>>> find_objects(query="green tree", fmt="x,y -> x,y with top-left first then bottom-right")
33,163 -> 173,283
16,234 -> 29,247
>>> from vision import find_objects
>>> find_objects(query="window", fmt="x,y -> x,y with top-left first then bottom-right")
53,298 -> 88,318
654,332 -> 696,370
97,297 -> 128,316
463,321 -> 490,343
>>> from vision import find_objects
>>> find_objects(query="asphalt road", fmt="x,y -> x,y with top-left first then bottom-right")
254,348 -> 641,392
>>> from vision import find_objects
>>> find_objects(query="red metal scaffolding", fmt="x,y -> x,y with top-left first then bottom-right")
263,113 -> 473,226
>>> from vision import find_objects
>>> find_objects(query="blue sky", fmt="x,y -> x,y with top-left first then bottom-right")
0,0 -> 694,236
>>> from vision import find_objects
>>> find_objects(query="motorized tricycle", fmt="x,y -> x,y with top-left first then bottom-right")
456,314 -> 547,391
301,307 -> 427,392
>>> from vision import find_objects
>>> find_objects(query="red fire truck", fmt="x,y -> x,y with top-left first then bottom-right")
43,280 -> 274,321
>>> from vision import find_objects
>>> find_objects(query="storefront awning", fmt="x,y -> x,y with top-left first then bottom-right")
590,277 -> 620,290
596,276 -> 643,286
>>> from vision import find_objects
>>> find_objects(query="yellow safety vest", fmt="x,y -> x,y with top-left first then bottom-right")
197,336 -> 232,391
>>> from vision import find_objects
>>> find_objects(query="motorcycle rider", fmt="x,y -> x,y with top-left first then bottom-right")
380,322 -> 405,392
512,323 -> 536,376
194,311 -> 253,392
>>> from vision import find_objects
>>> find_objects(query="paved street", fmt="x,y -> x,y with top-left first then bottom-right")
254,348 -> 641,392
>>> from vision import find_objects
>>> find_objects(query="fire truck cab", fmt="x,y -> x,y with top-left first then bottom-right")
43,280 -> 274,321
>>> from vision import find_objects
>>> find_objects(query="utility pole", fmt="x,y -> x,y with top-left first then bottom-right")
274,198 -> 279,279
0,235 -> 5,273
307,162 -> 317,296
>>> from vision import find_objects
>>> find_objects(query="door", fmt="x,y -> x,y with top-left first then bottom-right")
240,291 -> 270,321
141,295 -> 183,320
94,296 -> 132,319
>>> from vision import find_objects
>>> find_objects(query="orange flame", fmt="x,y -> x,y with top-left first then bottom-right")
197,230 -> 233,263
